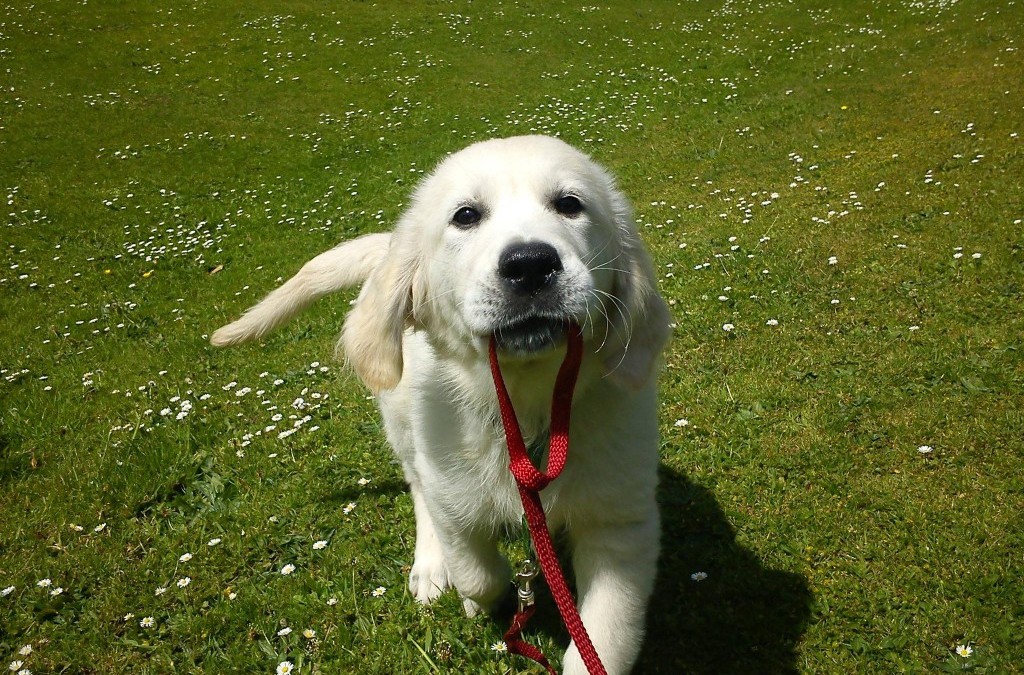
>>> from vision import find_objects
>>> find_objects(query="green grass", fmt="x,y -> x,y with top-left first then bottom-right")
2,0 -> 1022,672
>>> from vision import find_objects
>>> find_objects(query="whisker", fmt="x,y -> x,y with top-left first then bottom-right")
582,239 -> 617,269
589,287 -> 630,355
585,290 -> 612,353
585,250 -> 627,275
590,288 -> 632,375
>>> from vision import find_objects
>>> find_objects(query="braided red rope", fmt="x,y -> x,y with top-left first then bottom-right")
502,604 -> 556,675
489,324 -> 608,675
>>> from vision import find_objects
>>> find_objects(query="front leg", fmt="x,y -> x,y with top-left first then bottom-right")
563,514 -> 660,675
431,520 -> 511,617
406,483 -> 509,615
407,481 -> 451,604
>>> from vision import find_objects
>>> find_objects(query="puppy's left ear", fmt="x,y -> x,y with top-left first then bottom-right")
602,197 -> 672,390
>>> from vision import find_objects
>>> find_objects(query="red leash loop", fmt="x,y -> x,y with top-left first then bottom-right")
489,324 -> 608,675
502,604 -> 556,675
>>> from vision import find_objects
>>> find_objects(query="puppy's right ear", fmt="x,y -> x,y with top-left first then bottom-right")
339,239 -> 418,393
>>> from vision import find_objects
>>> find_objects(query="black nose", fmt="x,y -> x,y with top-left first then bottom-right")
498,241 -> 563,297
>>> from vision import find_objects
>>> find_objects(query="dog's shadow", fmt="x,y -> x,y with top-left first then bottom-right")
634,464 -> 813,673
328,465 -> 812,672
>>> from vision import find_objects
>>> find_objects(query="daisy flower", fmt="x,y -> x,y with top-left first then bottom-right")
281,564 -> 296,575
302,628 -> 316,639
371,586 -> 386,597
208,538 -> 222,546
490,641 -> 508,653
1,586 -> 15,597
179,552 -> 193,563
277,627 -> 292,637
177,577 -> 191,588
956,644 -> 973,658
36,578 -> 52,588
313,540 -> 328,550
140,616 -> 155,628
276,662 -> 294,675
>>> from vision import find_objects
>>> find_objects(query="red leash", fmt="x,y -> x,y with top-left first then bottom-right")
488,324 -> 608,675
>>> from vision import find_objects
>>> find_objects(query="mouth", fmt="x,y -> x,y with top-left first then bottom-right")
492,315 -> 570,355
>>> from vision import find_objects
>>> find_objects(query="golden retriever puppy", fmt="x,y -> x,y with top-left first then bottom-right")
212,135 -> 670,674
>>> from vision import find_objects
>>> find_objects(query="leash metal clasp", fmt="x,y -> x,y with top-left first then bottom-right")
514,560 -> 539,612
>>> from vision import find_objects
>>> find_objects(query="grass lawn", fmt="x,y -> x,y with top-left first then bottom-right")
2,0 -> 1022,672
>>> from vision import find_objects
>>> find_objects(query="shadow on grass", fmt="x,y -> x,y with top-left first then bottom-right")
321,464 -> 812,673
322,477 -> 408,504
634,464 -> 813,674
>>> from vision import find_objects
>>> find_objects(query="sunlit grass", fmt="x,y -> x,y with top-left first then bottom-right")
2,0 -> 1022,673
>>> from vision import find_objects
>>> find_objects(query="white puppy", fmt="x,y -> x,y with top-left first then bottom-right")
212,135 -> 670,674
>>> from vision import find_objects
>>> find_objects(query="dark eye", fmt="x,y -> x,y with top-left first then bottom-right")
452,205 -> 482,229
553,195 -> 583,216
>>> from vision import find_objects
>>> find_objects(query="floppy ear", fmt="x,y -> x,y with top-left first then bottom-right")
339,235 -> 421,393
602,199 -> 672,390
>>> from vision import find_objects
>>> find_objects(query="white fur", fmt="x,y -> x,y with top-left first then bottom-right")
212,136 -> 670,674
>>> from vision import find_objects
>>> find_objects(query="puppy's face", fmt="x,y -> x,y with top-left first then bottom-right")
414,136 -> 624,359
343,135 -> 669,392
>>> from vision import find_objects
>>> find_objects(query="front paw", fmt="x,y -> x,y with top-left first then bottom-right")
458,570 -> 513,618
409,553 -> 451,604
461,582 -> 516,618
461,596 -> 487,617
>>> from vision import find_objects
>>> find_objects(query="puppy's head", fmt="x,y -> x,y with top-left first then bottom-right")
344,135 -> 669,392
